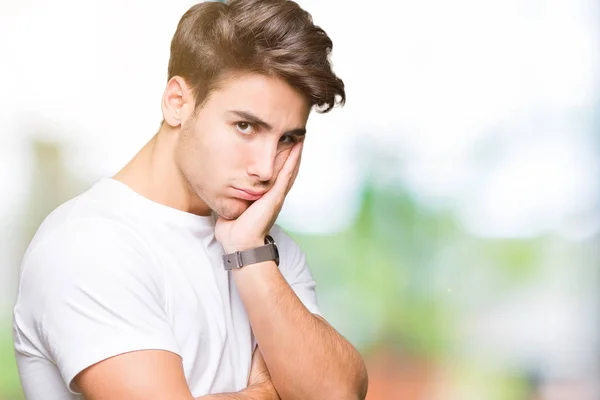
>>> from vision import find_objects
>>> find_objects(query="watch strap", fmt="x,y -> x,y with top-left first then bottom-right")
222,235 -> 279,270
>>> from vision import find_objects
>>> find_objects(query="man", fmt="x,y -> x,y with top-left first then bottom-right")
12,0 -> 368,399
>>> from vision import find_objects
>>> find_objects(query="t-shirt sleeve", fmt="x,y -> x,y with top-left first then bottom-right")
15,218 -> 180,394
270,225 -> 324,318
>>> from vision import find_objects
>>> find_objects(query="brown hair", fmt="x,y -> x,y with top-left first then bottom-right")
167,0 -> 345,113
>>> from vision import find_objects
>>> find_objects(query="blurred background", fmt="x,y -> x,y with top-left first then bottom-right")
1,0 -> 599,398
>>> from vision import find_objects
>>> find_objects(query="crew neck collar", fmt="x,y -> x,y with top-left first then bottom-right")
92,177 -> 217,233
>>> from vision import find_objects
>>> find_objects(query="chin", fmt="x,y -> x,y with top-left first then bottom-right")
213,198 -> 251,220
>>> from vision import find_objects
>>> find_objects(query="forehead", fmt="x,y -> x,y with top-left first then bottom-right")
201,73 -> 311,126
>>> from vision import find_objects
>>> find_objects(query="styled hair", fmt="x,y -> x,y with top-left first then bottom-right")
167,0 -> 345,113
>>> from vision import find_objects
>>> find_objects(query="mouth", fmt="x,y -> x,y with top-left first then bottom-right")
232,187 -> 266,201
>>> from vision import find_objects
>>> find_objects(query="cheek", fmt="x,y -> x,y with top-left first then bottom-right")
199,127 -> 235,168
205,131 -> 249,186
221,135 -> 258,174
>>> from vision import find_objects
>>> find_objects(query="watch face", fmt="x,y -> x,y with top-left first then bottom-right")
265,235 -> 280,266
273,244 -> 280,266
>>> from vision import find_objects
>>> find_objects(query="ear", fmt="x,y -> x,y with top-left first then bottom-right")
161,76 -> 195,127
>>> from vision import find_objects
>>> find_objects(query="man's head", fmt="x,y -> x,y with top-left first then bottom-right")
161,0 -> 345,219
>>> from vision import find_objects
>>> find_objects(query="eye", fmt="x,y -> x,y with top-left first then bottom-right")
235,122 -> 255,135
279,135 -> 299,144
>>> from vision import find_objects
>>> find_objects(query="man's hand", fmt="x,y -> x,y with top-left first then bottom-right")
248,346 -> 270,386
246,347 -> 279,399
215,142 -> 303,254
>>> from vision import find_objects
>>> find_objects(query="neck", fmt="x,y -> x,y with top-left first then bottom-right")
113,124 -> 211,216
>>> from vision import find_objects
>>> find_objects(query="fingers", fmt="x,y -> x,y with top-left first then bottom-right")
248,347 -> 260,383
252,347 -> 266,370
248,347 -> 270,386
285,143 -> 303,196
273,141 -> 303,198
237,142 -> 303,233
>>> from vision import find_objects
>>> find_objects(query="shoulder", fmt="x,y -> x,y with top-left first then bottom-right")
269,224 -> 309,274
270,224 -> 299,247
23,181 -> 137,262
17,216 -> 160,313
23,216 -> 153,275
269,225 -> 323,316
270,224 -> 302,257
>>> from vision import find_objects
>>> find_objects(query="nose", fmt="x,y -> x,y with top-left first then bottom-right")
246,139 -> 277,182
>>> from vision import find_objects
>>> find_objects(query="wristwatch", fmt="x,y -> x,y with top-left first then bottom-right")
222,235 -> 280,270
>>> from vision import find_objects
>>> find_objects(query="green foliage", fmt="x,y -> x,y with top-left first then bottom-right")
291,183 -> 546,360
0,329 -> 23,400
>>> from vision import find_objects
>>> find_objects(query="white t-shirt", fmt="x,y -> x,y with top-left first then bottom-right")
12,177 -> 322,399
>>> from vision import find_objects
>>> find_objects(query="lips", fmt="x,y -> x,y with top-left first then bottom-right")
233,187 -> 266,201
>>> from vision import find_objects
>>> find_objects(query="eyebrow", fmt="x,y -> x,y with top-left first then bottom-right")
228,110 -> 307,136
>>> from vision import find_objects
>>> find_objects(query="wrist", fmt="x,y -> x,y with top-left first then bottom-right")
222,239 -> 265,254
222,235 -> 279,271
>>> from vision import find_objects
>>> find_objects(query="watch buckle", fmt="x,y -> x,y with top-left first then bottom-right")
235,250 -> 243,268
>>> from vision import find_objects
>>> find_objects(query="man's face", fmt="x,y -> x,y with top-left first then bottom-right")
175,73 -> 311,220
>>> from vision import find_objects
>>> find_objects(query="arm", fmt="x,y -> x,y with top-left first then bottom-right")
17,220 -> 279,400
74,348 -> 279,400
215,143 -> 368,400
231,258 -> 368,400
201,347 -> 279,400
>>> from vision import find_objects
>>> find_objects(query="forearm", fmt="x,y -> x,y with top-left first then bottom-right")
232,261 -> 368,400
195,393 -> 253,400
195,381 -> 278,400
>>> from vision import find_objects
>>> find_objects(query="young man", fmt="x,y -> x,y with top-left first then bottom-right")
12,0 -> 368,399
